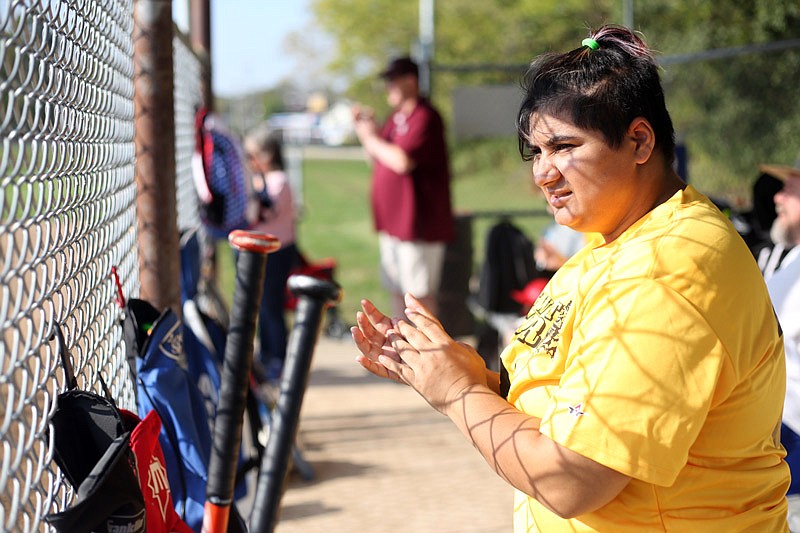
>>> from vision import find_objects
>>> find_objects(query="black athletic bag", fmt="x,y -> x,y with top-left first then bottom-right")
45,324 -> 192,533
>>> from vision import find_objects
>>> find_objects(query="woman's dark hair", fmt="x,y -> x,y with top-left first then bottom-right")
517,24 -> 675,166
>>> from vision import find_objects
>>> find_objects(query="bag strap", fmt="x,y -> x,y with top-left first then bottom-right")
51,323 -> 77,391
97,373 -> 114,403
51,322 -> 115,403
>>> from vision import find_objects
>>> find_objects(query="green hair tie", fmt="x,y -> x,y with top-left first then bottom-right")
582,38 -> 599,50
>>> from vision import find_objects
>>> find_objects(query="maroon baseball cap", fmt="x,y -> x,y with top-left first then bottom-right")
380,56 -> 419,80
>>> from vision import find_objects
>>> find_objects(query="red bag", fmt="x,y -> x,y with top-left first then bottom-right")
123,409 -> 194,533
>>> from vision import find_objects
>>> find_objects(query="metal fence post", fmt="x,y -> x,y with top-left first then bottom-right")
133,0 -> 182,313
190,0 -> 213,111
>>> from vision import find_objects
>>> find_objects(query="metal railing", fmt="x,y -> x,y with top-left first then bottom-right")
0,1 -> 204,530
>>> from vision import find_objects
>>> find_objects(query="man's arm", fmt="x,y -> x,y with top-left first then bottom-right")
360,133 -> 415,174
352,110 -> 415,174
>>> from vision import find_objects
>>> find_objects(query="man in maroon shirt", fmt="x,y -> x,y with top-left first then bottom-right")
352,56 -> 454,317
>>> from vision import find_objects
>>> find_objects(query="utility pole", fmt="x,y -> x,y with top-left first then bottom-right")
190,0 -> 213,110
418,0 -> 434,97
623,0 -> 634,28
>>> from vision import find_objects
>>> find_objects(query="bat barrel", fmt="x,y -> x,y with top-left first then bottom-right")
248,274 -> 342,533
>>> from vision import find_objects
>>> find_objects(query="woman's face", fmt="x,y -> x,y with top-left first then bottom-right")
526,113 -> 644,242
246,149 -> 271,175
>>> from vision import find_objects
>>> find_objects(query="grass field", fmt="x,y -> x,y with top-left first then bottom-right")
217,139 -> 554,328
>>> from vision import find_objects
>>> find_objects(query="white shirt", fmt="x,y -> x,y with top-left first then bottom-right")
766,246 -> 800,432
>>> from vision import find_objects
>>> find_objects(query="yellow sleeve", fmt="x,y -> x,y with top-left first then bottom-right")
538,278 -> 725,486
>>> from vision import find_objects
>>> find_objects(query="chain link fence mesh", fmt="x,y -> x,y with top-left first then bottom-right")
174,32 -> 203,234
0,1 -> 203,530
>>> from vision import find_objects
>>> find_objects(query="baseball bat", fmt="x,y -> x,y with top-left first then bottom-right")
202,229 -> 280,533
248,274 -> 342,533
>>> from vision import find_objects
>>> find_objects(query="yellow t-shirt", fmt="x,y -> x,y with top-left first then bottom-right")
501,185 -> 789,532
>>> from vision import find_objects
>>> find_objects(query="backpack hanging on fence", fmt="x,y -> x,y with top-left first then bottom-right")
45,325 -> 192,533
193,108 -> 258,239
124,298 -> 247,533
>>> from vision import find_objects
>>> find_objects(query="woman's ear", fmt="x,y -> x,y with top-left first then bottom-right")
628,117 -> 655,165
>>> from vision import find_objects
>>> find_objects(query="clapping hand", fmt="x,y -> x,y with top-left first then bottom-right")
353,293 -> 489,415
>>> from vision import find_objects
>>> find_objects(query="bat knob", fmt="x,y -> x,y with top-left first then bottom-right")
228,230 -> 281,255
287,274 -> 342,304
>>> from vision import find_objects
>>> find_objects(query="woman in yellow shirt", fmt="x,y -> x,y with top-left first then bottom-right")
352,24 -> 789,532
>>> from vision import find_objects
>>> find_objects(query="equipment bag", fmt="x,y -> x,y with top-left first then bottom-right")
45,325 -> 191,533
477,220 -> 538,314
124,298 -> 247,532
193,108 -> 258,239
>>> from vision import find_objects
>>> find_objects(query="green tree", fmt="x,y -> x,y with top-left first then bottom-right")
302,0 -> 800,201
308,0 -> 617,114
634,0 -> 800,199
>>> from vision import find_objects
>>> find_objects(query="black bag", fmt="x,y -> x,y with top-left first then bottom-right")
477,220 -> 537,314
45,324 -> 194,533
45,326 -> 146,533
46,394 -> 146,533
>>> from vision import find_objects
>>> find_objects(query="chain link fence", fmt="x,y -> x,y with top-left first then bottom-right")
174,32 -> 203,235
0,1 -> 203,530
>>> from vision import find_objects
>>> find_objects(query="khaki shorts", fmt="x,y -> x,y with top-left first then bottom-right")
379,232 -> 446,298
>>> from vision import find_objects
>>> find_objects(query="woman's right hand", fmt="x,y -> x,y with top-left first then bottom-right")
352,299 -> 406,383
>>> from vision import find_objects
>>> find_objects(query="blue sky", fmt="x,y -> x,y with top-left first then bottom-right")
174,0 -> 312,97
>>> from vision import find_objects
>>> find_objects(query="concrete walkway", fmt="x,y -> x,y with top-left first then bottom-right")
243,333 -> 514,532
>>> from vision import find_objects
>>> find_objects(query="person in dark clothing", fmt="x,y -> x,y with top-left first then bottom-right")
746,170 -> 784,258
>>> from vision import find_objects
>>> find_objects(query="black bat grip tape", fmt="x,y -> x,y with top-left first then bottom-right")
249,274 -> 342,532
206,231 -> 280,506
